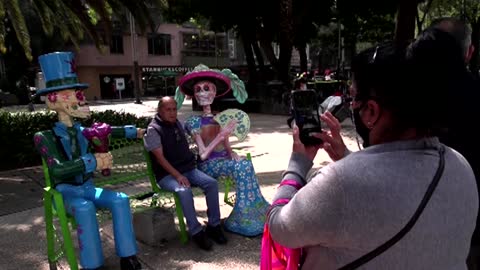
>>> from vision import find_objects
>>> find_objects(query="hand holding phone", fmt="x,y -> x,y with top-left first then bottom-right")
290,89 -> 323,146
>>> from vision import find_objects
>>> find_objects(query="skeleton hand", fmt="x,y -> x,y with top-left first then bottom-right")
137,128 -> 146,139
230,151 -> 242,161
94,152 -> 113,171
218,120 -> 237,140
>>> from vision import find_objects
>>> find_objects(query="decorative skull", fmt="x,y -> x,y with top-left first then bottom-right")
46,89 -> 91,119
194,80 -> 217,106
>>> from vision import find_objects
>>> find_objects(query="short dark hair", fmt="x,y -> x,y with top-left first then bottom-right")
351,43 -> 406,104
407,27 -> 469,130
351,33 -> 468,134
351,43 -> 409,129
429,17 -> 472,56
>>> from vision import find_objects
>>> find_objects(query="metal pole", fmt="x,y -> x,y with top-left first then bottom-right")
129,12 -> 142,104
215,33 -> 218,68
337,20 -> 341,72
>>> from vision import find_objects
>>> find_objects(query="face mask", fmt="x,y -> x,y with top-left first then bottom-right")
353,107 -> 370,148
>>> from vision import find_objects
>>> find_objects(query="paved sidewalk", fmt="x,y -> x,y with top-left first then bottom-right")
0,99 -> 359,270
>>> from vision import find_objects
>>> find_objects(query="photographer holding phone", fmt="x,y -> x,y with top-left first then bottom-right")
264,37 -> 477,269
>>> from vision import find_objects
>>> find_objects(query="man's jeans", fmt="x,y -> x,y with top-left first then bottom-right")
157,169 -> 220,235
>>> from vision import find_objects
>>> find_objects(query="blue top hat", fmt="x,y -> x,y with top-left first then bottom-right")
36,52 -> 88,96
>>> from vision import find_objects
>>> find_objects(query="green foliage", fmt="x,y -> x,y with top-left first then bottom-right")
0,0 -> 167,61
0,110 -> 150,171
81,110 -> 151,128
418,0 -> 480,27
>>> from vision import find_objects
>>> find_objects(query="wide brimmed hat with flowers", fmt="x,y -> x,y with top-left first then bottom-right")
178,65 -> 231,97
175,64 -> 248,109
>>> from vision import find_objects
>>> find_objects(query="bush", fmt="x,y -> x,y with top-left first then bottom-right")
0,110 -> 151,171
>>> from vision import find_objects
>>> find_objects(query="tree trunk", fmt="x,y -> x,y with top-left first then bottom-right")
417,0 -> 434,34
239,27 -> 258,84
470,19 -> 480,78
259,37 -> 279,73
278,43 -> 293,85
347,35 -> 357,68
395,0 -> 419,46
252,41 -> 265,81
278,0 -> 294,85
416,7 -> 422,34
298,43 -> 308,73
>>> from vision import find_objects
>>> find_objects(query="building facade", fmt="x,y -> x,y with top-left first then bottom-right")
74,23 -> 230,100
72,21 -> 306,101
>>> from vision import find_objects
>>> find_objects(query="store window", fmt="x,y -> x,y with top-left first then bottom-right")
110,35 -> 124,54
142,71 -> 178,97
148,33 -> 172,55
182,33 -> 226,57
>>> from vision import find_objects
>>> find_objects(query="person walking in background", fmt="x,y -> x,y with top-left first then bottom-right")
265,38 -> 477,269
428,17 -> 480,270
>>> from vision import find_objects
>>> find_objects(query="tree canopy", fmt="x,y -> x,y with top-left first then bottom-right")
0,0 -> 167,61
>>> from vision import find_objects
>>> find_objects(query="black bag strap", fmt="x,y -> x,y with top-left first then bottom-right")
338,146 -> 446,270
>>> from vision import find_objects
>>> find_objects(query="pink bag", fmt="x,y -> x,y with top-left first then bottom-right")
260,180 -> 303,270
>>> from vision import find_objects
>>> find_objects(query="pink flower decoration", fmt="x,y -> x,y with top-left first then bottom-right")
47,157 -> 55,166
75,90 -> 85,101
47,92 -> 57,103
34,135 -> 42,146
40,146 -> 48,154
83,122 -> 112,176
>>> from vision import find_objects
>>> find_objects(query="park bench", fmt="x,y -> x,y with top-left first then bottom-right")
41,137 -> 237,270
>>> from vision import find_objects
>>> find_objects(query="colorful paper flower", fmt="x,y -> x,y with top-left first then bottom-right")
47,157 -> 55,166
75,90 -> 85,101
34,135 -> 42,146
82,122 -> 112,176
47,92 -> 57,103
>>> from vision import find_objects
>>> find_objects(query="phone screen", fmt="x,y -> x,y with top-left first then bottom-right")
292,90 -> 316,111
291,90 -> 323,145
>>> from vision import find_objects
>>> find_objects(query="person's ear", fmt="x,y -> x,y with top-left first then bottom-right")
364,100 -> 381,128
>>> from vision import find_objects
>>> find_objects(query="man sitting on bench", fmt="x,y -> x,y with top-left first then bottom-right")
143,96 -> 228,251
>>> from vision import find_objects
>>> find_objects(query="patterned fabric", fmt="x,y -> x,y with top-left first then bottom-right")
184,115 -> 202,135
199,157 -> 270,236
184,112 -> 269,236
213,109 -> 250,142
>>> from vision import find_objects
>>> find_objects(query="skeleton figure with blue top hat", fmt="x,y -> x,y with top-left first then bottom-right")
33,52 -> 143,270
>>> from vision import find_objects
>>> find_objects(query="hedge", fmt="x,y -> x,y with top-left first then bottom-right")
0,110 -> 151,171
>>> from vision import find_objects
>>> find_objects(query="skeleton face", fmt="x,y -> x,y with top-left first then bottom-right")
46,89 -> 91,118
193,81 -> 216,106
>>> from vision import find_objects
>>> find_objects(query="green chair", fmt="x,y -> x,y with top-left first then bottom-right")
142,148 -> 188,244
221,152 -> 252,207
42,138 -> 188,270
43,158 -> 78,270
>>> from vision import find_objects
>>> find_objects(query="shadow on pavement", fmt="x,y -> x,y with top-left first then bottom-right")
0,168 -> 44,217
0,208 -> 56,270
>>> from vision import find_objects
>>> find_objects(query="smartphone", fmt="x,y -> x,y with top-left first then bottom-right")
290,89 -> 323,145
